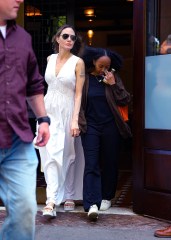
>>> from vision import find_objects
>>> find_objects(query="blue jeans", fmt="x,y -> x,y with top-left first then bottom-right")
0,134 -> 38,240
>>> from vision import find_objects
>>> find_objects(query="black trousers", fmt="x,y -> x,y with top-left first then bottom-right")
81,120 -> 121,211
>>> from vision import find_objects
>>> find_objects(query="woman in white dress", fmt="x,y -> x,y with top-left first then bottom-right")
38,24 -> 85,218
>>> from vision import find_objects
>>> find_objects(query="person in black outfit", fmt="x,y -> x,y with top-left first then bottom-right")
79,46 -> 132,221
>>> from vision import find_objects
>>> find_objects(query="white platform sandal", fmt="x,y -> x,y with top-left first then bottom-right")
42,203 -> 56,218
64,200 -> 75,211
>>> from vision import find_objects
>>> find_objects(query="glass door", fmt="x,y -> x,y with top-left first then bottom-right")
145,0 -> 171,130
133,0 -> 171,220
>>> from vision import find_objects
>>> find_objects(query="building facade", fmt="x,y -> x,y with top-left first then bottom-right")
16,0 -> 171,220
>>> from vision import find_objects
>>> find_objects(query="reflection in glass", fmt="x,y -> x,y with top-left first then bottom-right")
145,55 -> 171,129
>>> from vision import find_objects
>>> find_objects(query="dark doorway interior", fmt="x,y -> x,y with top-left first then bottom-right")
23,0 -> 133,206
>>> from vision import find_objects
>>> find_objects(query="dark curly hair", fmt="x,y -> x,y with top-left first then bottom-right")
81,45 -> 123,72
52,24 -> 84,56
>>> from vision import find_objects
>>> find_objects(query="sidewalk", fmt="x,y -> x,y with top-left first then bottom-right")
0,205 -> 170,239
35,205 -> 170,240
1,169 -> 170,240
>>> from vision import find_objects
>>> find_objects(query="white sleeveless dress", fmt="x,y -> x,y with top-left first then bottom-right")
38,54 -> 84,205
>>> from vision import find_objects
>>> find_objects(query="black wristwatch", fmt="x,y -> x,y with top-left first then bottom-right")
37,116 -> 51,125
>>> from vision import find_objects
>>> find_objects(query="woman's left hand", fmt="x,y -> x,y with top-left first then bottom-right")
71,121 -> 80,137
71,128 -> 80,137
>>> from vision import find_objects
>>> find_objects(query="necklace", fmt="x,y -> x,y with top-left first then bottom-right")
93,75 -> 104,83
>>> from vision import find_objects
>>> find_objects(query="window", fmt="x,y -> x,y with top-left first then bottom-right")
24,0 -> 67,75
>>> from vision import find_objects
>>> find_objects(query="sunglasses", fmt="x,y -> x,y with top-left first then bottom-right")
60,33 -> 77,42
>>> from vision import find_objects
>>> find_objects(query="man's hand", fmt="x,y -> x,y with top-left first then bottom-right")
35,122 -> 50,147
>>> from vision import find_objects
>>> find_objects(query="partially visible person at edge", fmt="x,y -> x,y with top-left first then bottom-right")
36,24 -> 85,218
78,46 -> 132,221
160,34 -> 171,55
0,0 -> 50,239
154,225 -> 171,237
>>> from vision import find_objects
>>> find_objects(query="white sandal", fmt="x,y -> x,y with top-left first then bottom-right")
42,203 -> 56,218
64,200 -> 75,211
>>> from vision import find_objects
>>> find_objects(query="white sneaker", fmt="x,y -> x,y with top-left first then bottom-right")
88,204 -> 98,221
100,200 -> 111,211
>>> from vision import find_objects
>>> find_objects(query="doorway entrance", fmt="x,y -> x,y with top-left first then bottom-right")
74,0 -> 134,210
24,0 -> 134,211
